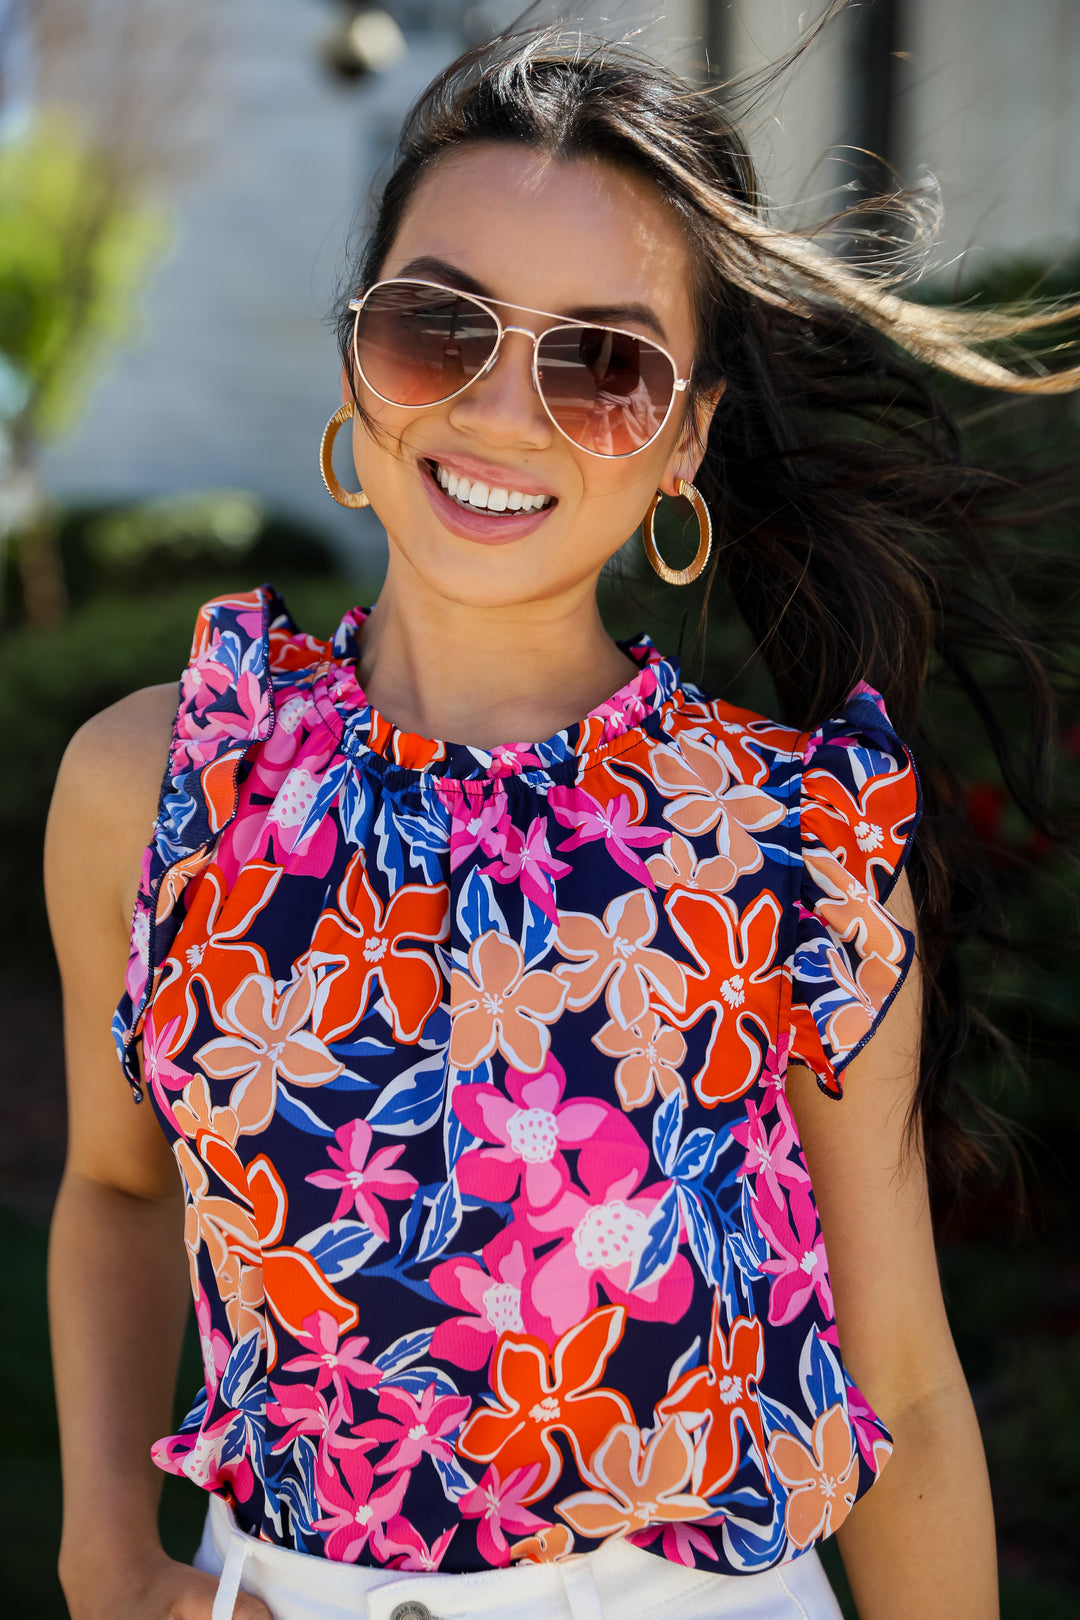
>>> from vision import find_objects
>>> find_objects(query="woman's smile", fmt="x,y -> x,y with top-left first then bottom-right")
417,449 -> 559,546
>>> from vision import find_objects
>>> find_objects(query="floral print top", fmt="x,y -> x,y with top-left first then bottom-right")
114,586 -> 919,1576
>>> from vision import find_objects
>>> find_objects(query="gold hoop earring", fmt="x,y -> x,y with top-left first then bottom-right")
642,478 -> 712,586
319,402 -> 370,509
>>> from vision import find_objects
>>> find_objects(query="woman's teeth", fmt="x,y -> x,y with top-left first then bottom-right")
433,462 -> 553,514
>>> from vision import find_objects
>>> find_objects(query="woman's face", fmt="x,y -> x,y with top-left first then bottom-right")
346,142 -> 711,611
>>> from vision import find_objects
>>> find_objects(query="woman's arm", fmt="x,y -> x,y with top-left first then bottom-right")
786,874 -> 998,1620
45,688 -> 271,1620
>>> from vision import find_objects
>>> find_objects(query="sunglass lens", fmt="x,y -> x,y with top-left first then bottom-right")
354,284 -> 499,406
537,326 -> 676,455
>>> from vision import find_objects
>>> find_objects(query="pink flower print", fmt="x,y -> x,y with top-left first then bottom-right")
482,816 -> 572,923
449,932 -> 567,1073
847,1382 -> 894,1475
488,743 -> 543,777
754,1178 -> 834,1326
430,1231 -> 532,1369
452,1058 -> 622,1212
458,1463 -> 549,1567
525,1148 -> 692,1339
353,1380 -> 471,1473
548,786 -> 668,885
305,1120 -> 419,1241
281,1311 -> 382,1424
730,1097 -> 809,1205
195,968 -> 342,1137
222,724 -> 340,881
140,1013 -> 191,1133
555,889 -> 686,1027
439,784 -> 510,872
628,1518 -> 724,1566
592,1010 -> 687,1110
193,1286 -> 231,1404
312,1446 -> 409,1563
759,1028 -> 792,1114
377,1515 -> 457,1571
172,666 -> 269,771
267,1382 -> 349,1455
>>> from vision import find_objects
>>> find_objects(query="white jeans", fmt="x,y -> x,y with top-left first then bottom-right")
194,1496 -> 844,1620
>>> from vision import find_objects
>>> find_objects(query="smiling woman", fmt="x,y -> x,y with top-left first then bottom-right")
44,21 -> 1080,1620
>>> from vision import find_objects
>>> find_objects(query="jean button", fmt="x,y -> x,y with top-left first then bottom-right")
390,1605 -> 433,1620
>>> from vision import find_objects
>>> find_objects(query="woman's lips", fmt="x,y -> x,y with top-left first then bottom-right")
419,457 -> 557,545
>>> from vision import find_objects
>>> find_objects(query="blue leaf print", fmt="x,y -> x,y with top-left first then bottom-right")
340,767 -> 377,847
721,1499 -> 788,1570
419,1006 -> 452,1049
673,1126 -> 721,1182
373,797 -> 407,891
298,1219 -> 382,1282
329,1035 -> 395,1058
799,1326 -> 846,1417
295,761 -> 350,847
432,1449 -> 475,1502
374,1328 -> 437,1375
652,1087 -> 683,1176
277,1437 -> 319,1538
455,868 -> 508,947
416,1175 -> 463,1264
629,1186 -> 681,1290
740,1178 -> 769,1266
678,1186 -> 724,1287
758,1389 -> 810,1444
365,1051 -> 447,1135
721,1230 -> 747,1321
219,1412 -> 249,1466
394,799 -> 452,883
220,1330 -> 262,1408
275,1083 -> 334,1137
521,897 -> 557,968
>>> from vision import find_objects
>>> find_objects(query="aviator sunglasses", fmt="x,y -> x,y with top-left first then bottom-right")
347,278 -> 692,458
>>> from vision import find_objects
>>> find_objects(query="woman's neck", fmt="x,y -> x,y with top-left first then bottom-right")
355,560 -> 637,751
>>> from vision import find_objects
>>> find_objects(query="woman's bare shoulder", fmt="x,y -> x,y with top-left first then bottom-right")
46,684 -> 180,927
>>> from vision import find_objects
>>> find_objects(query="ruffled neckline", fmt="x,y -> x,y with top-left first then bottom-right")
312,603 -> 684,783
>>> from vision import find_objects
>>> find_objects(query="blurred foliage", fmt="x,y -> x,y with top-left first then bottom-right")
0,114 -> 169,442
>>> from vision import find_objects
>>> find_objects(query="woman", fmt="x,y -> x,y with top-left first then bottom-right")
45,27 -> 1078,1620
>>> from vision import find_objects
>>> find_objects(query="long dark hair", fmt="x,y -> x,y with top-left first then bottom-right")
334,26 -> 1080,1202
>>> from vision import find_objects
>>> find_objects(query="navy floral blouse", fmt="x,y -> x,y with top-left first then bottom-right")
114,586 -> 919,1576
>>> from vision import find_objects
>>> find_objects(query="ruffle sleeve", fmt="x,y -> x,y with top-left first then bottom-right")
789,681 -> 921,1096
111,588 -> 279,1095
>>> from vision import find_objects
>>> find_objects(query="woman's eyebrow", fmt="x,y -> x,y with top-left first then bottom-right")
391,255 -> 669,342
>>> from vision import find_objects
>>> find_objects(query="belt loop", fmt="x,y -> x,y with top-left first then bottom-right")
559,1556 -> 605,1620
211,1532 -> 250,1620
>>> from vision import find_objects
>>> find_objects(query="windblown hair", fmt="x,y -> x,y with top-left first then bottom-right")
334,23 -> 1080,1202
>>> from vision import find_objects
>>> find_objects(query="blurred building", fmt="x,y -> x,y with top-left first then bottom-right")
22,0 -> 1080,566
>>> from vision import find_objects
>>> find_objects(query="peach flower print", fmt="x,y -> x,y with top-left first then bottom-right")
195,968 -> 342,1136
769,1405 -> 859,1548
592,1010 -> 687,1109
650,735 -> 785,890
556,1416 -> 709,1541
646,832 -> 735,895
555,889 -> 686,1028
450,932 -> 567,1073
509,1524 -> 575,1563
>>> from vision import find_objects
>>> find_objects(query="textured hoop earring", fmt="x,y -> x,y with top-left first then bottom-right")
642,478 -> 712,586
319,402 -> 370,509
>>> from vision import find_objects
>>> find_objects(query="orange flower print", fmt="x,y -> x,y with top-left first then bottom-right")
450,932 -> 567,1073
307,850 -> 449,1044
656,1298 -> 768,1495
769,1405 -> 859,1548
660,889 -> 783,1106
509,1524 -> 576,1564
153,860 -> 277,1053
555,889 -> 686,1027
592,1011 -> 687,1109
456,1305 -> 634,1501
195,968 -> 342,1136
556,1417 -> 709,1541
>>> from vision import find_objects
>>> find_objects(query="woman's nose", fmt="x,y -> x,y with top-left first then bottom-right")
446,329 -> 554,449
